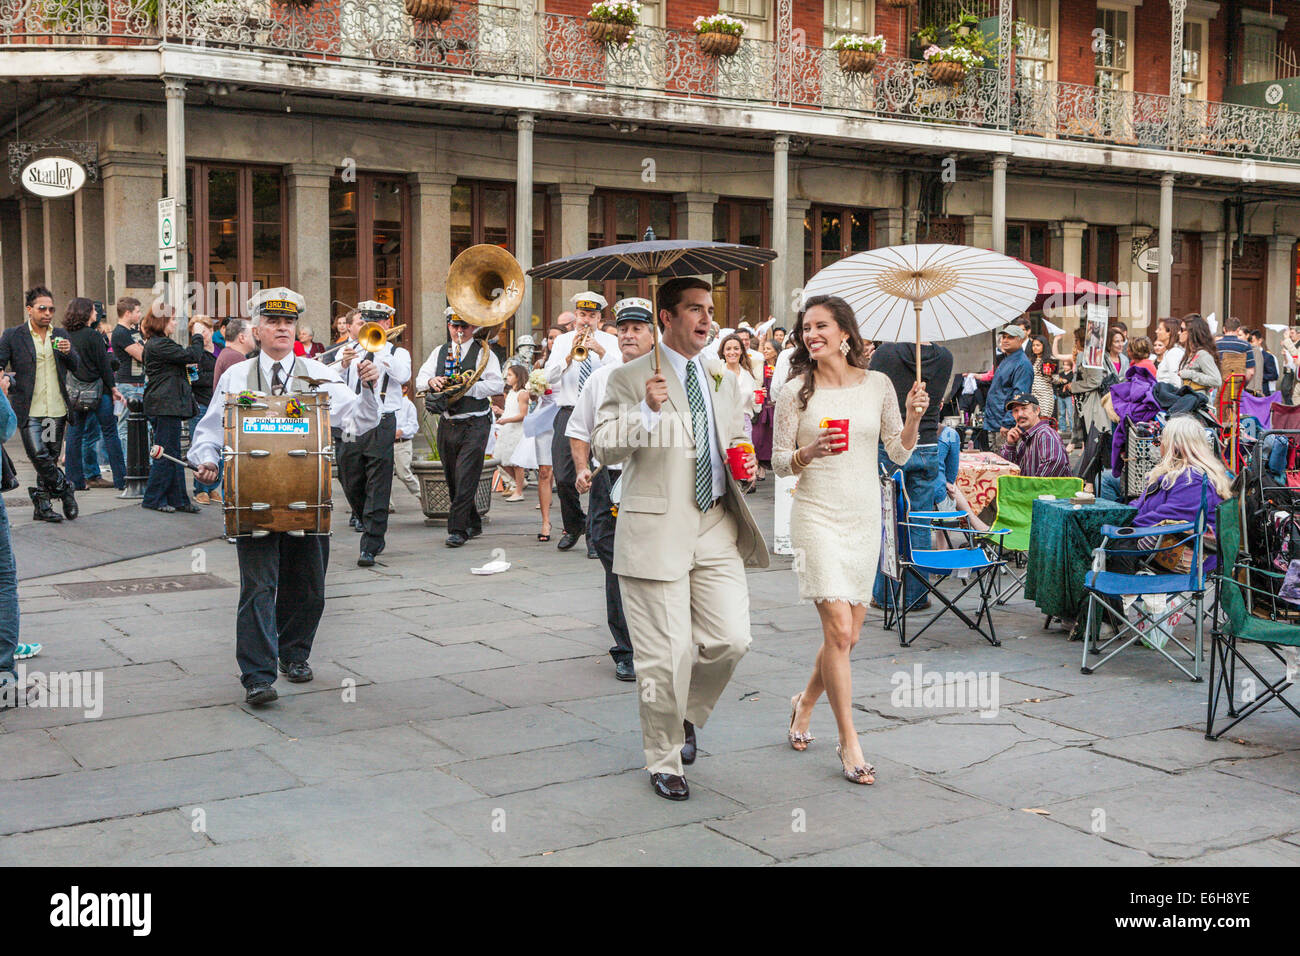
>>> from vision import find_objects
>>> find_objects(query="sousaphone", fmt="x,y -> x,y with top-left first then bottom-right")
425,244 -> 523,414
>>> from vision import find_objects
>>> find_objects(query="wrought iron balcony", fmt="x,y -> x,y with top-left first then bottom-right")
4,0 -> 1299,165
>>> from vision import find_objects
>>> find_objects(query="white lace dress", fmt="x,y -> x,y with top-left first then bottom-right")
772,371 -> 912,605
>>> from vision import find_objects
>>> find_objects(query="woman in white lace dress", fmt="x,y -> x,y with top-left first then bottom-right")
773,295 -> 927,786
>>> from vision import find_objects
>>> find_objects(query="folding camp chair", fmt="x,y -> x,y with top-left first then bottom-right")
880,471 -> 1008,648
1079,483 -> 1211,680
983,474 -> 1084,606
1206,498 -> 1300,739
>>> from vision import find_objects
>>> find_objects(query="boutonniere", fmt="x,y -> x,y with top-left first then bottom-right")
705,359 -> 727,393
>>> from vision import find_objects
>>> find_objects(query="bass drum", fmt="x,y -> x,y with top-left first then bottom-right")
222,392 -> 333,538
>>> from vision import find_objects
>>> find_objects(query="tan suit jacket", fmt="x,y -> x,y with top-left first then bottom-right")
593,343 -> 770,582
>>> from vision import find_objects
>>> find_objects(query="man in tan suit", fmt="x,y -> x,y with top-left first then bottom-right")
593,277 -> 770,801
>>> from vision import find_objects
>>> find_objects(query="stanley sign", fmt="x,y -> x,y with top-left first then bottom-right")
20,156 -> 87,198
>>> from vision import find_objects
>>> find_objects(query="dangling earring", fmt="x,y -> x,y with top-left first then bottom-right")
839,338 -> 850,357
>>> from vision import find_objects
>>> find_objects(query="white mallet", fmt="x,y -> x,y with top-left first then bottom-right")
149,444 -> 199,473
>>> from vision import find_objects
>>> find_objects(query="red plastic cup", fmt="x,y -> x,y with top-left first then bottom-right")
726,441 -> 755,480
754,388 -> 765,407
820,418 -> 849,453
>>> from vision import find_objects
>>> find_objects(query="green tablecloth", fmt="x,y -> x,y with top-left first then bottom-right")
1023,498 -> 1137,621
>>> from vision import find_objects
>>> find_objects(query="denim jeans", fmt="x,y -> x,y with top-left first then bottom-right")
188,405 -> 222,495
66,392 -> 127,489
873,442 -> 941,609
0,495 -> 17,681
1100,470 -> 1125,503
142,416 -> 190,509
116,383 -> 145,448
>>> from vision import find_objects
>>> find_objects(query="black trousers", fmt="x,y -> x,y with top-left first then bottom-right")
587,466 -> 631,664
551,406 -> 585,535
234,532 -> 329,688
20,416 -> 68,494
436,412 -> 491,535
142,415 -> 190,509
337,411 -> 396,554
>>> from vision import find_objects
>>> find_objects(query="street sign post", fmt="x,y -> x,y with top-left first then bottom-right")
158,197 -> 177,273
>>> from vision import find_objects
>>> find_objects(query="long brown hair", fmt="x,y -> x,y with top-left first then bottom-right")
1180,314 -> 1215,368
718,332 -> 754,379
789,295 -> 869,411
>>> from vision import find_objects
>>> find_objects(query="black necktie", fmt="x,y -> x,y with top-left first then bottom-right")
271,362 -> 285,396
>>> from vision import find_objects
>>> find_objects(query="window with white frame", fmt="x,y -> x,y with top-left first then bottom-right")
719,0 -> 771,39
823,0 -> 871,46
637,0 -> 660,28
1015,0 -> 1055,83
1242,25 -> 1278,84
1094,5 -> 1132,91
1181,18 -> 1207,98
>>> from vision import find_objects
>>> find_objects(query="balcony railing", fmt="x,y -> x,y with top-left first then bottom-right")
4,0 -> 1300,164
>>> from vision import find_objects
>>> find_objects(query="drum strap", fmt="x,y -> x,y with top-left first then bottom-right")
248,355 -> 304,394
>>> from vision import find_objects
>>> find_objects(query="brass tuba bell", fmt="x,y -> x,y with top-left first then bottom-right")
446,244 -> 525,328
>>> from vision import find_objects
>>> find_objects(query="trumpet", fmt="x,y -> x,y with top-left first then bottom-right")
569,328 -> 593,363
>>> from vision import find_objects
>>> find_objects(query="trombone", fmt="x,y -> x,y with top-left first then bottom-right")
324,322 -> 407,369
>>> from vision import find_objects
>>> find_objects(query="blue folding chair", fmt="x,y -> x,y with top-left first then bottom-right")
879,470 -> 1008,648
1079,480 -> 1211,681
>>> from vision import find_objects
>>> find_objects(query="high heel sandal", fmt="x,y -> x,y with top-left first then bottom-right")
836,744 -> 875,785
537,522 -> 551,542
787,693 -> 814,751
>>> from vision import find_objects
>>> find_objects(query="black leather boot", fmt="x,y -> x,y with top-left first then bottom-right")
57,483 -> 78,520
29,487 -> 62,523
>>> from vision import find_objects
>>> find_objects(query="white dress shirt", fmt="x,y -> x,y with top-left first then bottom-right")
770,345 -> 795,395
187,352 -> 379,468
415,341 -> 505,420
395,396 -> 418,439
565,362 -> 618,470
342,341 -> 411,414
544,328 -> 621,407
1156,345 -> 1185,388
639,345 -> 726,502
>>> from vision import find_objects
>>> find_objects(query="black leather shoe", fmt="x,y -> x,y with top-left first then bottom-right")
176,502 -> 202,514
615,659 -> 636,682
357,551 -> 376,567
651,772 -> 689,801
279,660 -> 313,683
350,516 -> 363,532
467,526 -> 482,540
681,720 -> 697,765
29,488 -> 62,523
445,533 -> 467,548
245,684 -> 278,706
59,486 -> 78,520
586,541 -> 598,559
556,531 -> 582,551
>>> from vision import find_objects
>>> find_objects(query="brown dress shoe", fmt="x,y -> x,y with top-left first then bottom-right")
86,477 -> 115,489
651,772 -> 689,801
194,492 -> 211,504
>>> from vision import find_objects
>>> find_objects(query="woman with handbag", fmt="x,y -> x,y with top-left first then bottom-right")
63,298 -> 127,491
187,316 -> 222,504
141,303 -> 205,514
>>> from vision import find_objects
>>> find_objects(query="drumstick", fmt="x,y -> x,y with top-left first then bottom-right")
150,444 -> 200,472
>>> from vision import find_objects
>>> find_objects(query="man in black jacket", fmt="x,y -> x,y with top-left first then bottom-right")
0,287 -> 82,521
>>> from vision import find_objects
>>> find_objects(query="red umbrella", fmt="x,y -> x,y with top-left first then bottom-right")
1016,260 -> 1127,313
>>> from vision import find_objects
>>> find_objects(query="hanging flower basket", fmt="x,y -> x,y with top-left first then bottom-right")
586,19 -> 633,45
405,0 -> 454,22
837,49 -> 879,74
698,31 -> 741,56
926,60 -> 967,85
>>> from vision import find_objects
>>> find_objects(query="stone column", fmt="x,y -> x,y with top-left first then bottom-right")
515,111 -> 535,336
1059,220 -> 1086,276
771,133 -> 789,323
285,163 -> 333,332
101,151 -> 165,306
1157,173 -> 1175,321
0,202 -> 21,327
42,198 -> 77,307
549,183 -> 595,313
991,156 -> 1007,254
75,182 -> 106,303
784,199 -> 810,322
965,214 -> 993,251
873,208 -> 904,248
1200,231 -> 1226,321
19,196 -> 44,292
1265,235 -> 1297,338
408,172 -> 457,373
672,192 -> 717,242
164,76 -> 188,327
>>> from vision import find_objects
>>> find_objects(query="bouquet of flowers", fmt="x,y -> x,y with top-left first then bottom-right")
693,12 -> 745,35
830,33 -> 885,53
526,369 -> 550,397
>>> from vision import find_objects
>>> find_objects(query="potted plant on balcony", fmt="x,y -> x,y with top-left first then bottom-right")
586,0 -> 640,48
922,43 -> 982,85
406,0 -> 455,22
831,33 -> 886,74
693,13 -> 745,57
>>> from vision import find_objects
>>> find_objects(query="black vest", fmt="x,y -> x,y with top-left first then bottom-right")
432,340 -> 490,416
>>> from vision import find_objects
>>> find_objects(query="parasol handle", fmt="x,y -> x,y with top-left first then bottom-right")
913,300 -> 925,414
650,273 -> 661,375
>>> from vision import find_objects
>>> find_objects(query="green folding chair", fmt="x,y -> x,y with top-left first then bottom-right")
1206,499 -> 1300,739
986,474 -> 1084,606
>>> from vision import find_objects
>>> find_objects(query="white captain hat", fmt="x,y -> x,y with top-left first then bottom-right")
571,291 -> 608,312
247,287 -> 305,323
357,300 -> 395,321
613,297 -> 653,324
